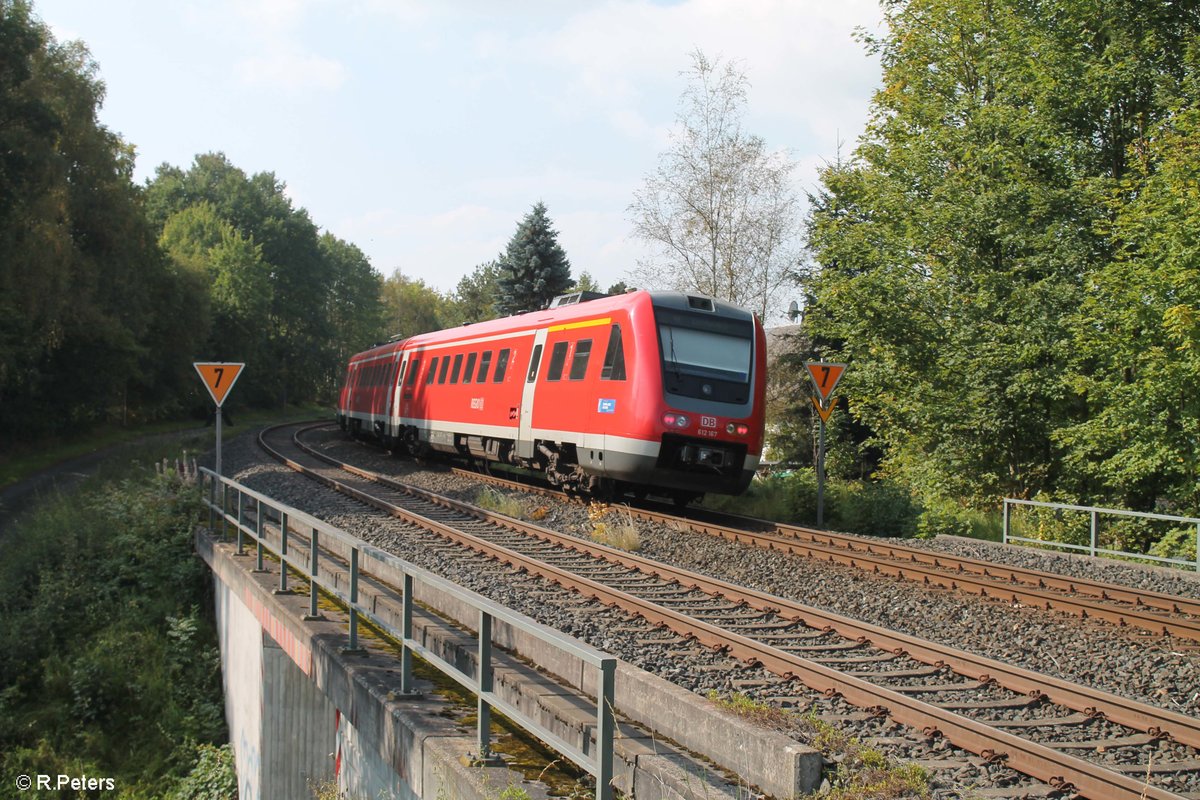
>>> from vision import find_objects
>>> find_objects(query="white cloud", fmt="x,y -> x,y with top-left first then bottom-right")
222,0 -> 350,91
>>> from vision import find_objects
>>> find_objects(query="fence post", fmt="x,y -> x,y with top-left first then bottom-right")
305,528 -> 321,620
477,611 -> 493,761
346,546 -> 361,652
255,497 -> 265,572
1089,510 -> 1098,558
1002,500 -> 1010,545
401,572 -> 414,694
236,488 -> 245,556
596,659 -> 616,800
221,481 -> 230,539
278,511 -> 289,593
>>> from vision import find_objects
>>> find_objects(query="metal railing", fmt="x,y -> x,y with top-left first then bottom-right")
1003,497 -> 1200,572
201,468 -> 617,799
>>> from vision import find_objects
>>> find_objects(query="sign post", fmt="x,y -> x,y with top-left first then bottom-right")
194,362 -> 245,477
805,362 -> 846,528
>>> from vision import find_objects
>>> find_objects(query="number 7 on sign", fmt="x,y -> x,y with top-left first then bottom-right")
805,362 -> 846,404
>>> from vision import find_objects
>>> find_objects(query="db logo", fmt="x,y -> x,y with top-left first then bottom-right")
700,415 -> 717,429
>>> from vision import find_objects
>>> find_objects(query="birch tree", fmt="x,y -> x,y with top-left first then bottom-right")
629,50 -> 800,319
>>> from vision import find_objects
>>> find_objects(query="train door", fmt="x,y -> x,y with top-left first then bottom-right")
516,328 -> 548,460
389,353 -> 408,436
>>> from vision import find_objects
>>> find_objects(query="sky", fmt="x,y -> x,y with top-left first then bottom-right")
34,0 -> 885,315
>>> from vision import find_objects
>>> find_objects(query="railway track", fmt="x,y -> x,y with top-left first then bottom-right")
454,465 -> 1200,644
257,422 -> 1200,799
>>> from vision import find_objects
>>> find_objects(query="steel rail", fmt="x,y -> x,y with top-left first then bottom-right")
454,465 -> 1200,639
304,431 -> 1200,747
269,423 -> 1193,800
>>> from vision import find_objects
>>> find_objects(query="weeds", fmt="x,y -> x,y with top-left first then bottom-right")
476,486 -> 526,519
587,502 -> 641,550
705,692 -> 932,799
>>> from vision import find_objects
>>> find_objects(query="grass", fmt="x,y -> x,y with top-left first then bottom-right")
706,692 -> 933,799
475,486 -> 528,519
0,442 -> 235,798
587,502 -> 641,550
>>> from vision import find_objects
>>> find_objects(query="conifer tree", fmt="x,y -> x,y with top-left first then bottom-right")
495,202 -> 572,316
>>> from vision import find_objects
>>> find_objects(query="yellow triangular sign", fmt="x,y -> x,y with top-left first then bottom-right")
805,361 -> 846,403
811,395 -> 837,423
194,362 -> 245,407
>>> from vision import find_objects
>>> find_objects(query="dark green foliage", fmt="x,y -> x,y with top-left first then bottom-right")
145,153 -> 374,407
495,202 -> 573,316
448,260 -> 502,324
0,1 -> 198,443
801,0 -> 1200,523
707,471 -> 919,538
0,4 -> 386,446
171,744 -> 238,800
0,467 -> 227,796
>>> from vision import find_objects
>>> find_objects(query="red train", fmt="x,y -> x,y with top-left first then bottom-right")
336,290 -> 767,504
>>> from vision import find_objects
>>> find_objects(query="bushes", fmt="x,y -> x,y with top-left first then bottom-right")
709,469 -> 921,537
0,462 -> 229,798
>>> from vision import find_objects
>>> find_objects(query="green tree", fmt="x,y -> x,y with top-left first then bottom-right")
629,49 -> 800,319
145,154 -> 343,405
0,1 -> 192,439
802,0 -> 1199,514
495,202 -> 573,316
571,270 -> 599,293
1058,104 -> 1200,510
159,202 -> 272,365
323,233 -> 384,384
380,271 -> 449,339
447,260 -> 501,324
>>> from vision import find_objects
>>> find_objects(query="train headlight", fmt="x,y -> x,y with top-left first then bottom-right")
662,413 -> 690,428
726,423 -> 749,435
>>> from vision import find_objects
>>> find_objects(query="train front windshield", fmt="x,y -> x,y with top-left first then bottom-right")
657,311 -> 754,404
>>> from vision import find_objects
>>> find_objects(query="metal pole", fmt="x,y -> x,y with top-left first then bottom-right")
215,403 -> 222,478
307,529 -> 320,619
1002,500 -> 1010,545
348,547 -> 360,651
236,488 -> 244,556
596,659 -> 616,800
278,511 -> 289,593
1090,510 -> 1098,558
401,573 -> 414,694
255,497 -> 265,571
477,611 -> 493,759
817,415 -> 826,528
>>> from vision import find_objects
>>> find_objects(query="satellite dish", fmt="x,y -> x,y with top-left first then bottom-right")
787,300 -> 800,322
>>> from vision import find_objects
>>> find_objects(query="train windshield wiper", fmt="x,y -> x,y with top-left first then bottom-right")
667,326 -> 681,380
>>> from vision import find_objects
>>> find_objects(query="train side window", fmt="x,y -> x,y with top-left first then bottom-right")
494,349 -> 510,382
477,351 -> 492,383
406,358 -> 420,386
526,345 -> 543,383
463,353 -> 477,383
601,324 -> 626,381
569,339 -> 592,380
546,341 -> 569,381
396,361 -> 406,387
438,356 -> 451,384
426,357 -> 438,385
450,353 -> 464,384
